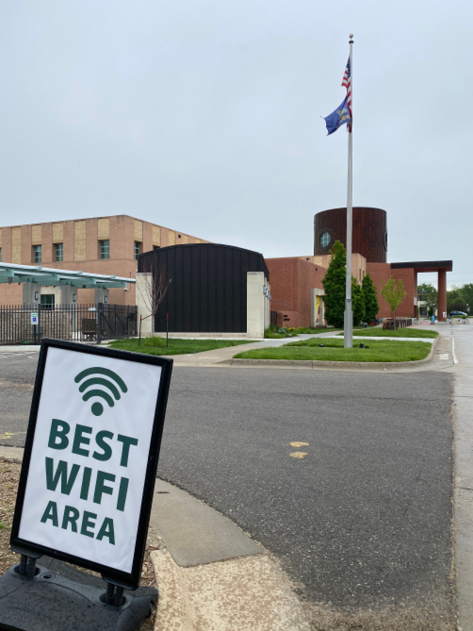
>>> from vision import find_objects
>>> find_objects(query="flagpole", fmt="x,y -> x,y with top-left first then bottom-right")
344,34 -> 354,348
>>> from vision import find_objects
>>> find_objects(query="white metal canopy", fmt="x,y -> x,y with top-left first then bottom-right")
0,262 -> 136,289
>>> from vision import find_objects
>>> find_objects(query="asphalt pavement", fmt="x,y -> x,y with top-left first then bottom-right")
0,333 -> 458,630
156,364 -> 454,618
0,349 -> 36,445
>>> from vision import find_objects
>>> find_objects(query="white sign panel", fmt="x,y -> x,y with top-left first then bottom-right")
30,313 -> 38,325
12,340 -> 172,588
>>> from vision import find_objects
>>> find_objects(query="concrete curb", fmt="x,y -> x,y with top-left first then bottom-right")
0,446 -> 24,463
230,335 -> 440,371
151,548 -> 310,631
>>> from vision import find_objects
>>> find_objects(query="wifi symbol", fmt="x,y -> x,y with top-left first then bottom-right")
74,367 -> 128,417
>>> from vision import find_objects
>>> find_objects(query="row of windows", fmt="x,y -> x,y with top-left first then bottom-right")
34,243 -> 64,264
0,241 -> 156,264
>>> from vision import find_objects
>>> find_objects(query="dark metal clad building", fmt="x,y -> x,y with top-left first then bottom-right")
314,207 -> 388,263
138,243 -> 269,333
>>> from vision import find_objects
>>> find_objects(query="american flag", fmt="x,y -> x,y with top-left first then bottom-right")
342,57 -> 352,130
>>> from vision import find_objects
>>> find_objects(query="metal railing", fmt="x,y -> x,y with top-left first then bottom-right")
0,303 -> 137,345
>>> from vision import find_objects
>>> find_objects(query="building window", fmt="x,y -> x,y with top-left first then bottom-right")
0,248 -> 2,262
33,245 -> 42,264
134,241 -> 142,260
99,239 -> 110,259
40,294 -> 55,310
54,243 -> 63,262
319,231 -> 331,248
153,245 -> 160,251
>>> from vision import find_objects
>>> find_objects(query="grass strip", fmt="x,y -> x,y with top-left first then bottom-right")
107,337 -> 252,356
234,338 -> 432,362
339,329 -> 439,339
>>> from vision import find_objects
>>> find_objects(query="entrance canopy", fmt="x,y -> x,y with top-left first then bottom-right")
391,259 -> 453,321
0,262 -> 136,289
391,260 -> 453,273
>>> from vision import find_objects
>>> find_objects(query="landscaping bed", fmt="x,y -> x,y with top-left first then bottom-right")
264,325 -> 341,339
0,460 -> 160,630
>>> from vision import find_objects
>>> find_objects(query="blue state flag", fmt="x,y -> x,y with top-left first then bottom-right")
323,98 -> 351,135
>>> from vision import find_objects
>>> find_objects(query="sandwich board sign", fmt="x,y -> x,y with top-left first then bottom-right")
10,338 -> 173,591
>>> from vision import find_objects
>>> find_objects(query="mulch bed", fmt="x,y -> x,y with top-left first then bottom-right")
0,459 -> 160,630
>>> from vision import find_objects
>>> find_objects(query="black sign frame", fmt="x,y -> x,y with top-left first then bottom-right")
10,338 -> 173,590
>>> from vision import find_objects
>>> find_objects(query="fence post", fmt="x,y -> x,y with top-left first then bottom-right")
97,304 -> 102,345
37,305 -> 41,345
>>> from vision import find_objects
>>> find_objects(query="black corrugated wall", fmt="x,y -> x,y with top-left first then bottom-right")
138,244 -> 269,333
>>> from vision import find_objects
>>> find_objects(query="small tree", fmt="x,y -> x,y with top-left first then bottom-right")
138,268 -> 171,333
322,240 -> 346,328
362,273 -> 379,323
381,276 -> 407,330
352,278 -> 365,326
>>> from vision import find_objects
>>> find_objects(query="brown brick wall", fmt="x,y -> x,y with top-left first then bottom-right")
266,257 -> 326,328
392,267 -> 416,318
86,218 -> 98,261
315,207 -> 387,263
0,215 -> 209,306
142,221 -> 153,254
63,221 -> 75,265
21,225 -> 31,265
2,228 -> 11,263
366,263 -> 416,318
42,223 -> 53,264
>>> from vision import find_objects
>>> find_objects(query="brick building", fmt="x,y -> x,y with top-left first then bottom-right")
268,207 -> 452,328
266,254 -> 367,329
312,207 -> 452,323
0,208 -> 453,331
0,215 -> 209,307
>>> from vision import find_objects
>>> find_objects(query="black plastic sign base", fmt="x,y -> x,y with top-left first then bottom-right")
0,560 -> 158,631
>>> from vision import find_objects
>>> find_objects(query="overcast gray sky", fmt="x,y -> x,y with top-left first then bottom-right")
1,0 -> 471,288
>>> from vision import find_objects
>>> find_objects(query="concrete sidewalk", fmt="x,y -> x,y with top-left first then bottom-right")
408,322 -> 473,631
150,479 -> 310,631
446,323 -> 473,631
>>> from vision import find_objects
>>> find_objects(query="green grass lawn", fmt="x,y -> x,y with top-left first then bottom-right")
341,328 -> 439,339
234,337 -> 432,362
107,337 -> 252,356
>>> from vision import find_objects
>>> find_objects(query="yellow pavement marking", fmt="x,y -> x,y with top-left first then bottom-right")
290,452 -> 308,459
0,431 -> 26,440
290,442 -> 309,448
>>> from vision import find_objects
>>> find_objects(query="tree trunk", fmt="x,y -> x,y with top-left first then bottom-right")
392,311 -> 397,331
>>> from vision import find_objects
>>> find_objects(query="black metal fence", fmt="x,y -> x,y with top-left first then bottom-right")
0,303 -> 137,345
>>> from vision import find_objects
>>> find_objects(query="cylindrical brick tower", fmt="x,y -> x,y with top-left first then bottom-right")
314,207 -> 387,263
